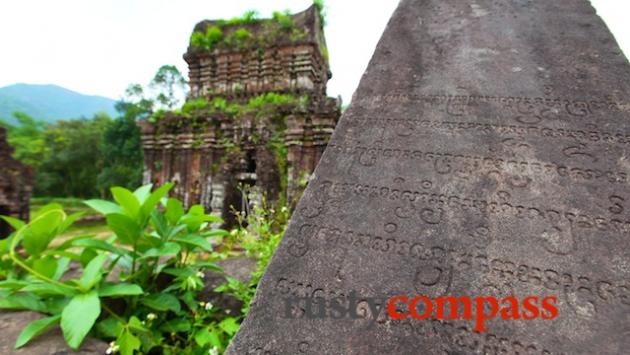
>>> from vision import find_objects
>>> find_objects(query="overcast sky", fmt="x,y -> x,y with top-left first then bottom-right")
0,0 -> 628,104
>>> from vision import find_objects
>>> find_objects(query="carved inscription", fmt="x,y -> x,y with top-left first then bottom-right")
356,118 -> 630,148
389,318 -> 563,355
294,222 -> 630,315
310,180 -> 630,237
355,93 -> 624,122
328,143 -> 629,186
227,0 -> 630,353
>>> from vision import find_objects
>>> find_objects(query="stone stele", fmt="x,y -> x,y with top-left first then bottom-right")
227,0 -> 630,354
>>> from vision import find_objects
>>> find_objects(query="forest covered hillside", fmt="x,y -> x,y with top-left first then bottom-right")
0,83 -> 117,124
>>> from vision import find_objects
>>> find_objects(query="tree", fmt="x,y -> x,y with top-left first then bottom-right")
97,85 -> 149,195
150,65 -> 187,109
97,115 -> 143,195
36,114 -> 112,197
115,84 -> 154,120
0,112 -> 47,168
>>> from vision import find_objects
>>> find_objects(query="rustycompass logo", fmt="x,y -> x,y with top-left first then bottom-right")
282,291 -> 559,332
387,294 -> 558,332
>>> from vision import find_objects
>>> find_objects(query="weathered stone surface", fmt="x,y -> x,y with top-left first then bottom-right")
140,5 -> 341,226
228,0 -> 630,353
0,311 -> 107,354
0,126 -> 32,237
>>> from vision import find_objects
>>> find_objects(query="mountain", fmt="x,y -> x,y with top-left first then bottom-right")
0,83 -> 118,124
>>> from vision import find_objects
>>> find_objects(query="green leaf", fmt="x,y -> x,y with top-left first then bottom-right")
167,224 -> 188,239
79,254 -> 107,290
46,250 -> 82,261
21,282 -> 70,296
96,318 -> 122,338
35,203 -> 63,214
15,315 -> 61,349
141,293 -> 181,313
61,291 -> 101,350
159,319 -> 191,333
54,257 -> 72,280
194,327 -> 213,347
165,198 -> 184,225
112,187 -> 141,219
98,283 -> 143,297
57,212 -> 85,234
79,248 -> 97,268
0,280 -> 29,290
0,215 -> 25,230
150,210 -> 169,239
206,215 -> 223,223
33,256 -> 58,279
0,235 -> 11,253
128,316 -> 149,333
172,235 -> 213,252
84,199 -> 122,215
192,261 -> 222,272
106,213 -> 141,245
180,215 -> 220,232
22,210 -> 65,256
0,292 -> 46,312
117,328 -> 141,355
219,317 -> 240,335
133,184 -> 153,204
141,242 -> 181,259
140,183 -> 174,221
44,297 -> 71,315
162,267 -> 194,278
72,239 -> 126,255
208,330 -> 223,348
188,205 -> 205,216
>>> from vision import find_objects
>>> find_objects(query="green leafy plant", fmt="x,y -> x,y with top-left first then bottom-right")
272,10 -> 293,31
181,98 -> 210,117
226,28 -> 253,49
0,183 -> 246,354
226,10 -> 259,26
190,26 -> 224,51
216,200 -> 287,313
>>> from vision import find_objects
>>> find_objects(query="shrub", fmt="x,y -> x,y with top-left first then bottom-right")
240,10 -> 259,24
206,26 -> 224,49
246,92 -> 297,109
190,31 -> 207,49
228,28 -> 252,49
0,184 -> 242,354
181,98 -> 210,117
226,10 -> 260,26
272,10 -> 293,31
190,26 -> 223,51
216,198 -> 287,313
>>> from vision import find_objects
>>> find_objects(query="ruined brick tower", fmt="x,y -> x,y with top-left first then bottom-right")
139,5 -> 340,225
0,126 -> 32,237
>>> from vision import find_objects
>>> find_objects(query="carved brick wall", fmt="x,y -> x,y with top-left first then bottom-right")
140,5 -> 340,224
0,126 -> 32,237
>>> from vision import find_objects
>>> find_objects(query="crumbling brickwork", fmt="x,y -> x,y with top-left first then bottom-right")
140,5 -> 340,224
0,126 -> 32,236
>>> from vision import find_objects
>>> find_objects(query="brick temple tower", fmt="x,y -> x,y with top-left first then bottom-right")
0,126 -> 32,237
139,5 -> 340,225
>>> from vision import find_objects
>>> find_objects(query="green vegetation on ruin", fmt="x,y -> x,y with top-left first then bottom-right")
188,1 -> 327,56
151,92 -> 307,124
149,91 -> 308,209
